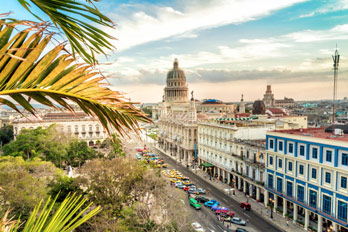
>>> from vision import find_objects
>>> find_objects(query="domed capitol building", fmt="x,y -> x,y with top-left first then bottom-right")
157,59 -> 198,165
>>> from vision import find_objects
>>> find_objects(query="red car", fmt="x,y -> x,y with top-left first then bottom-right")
240,202 -> 251,210
216,210 -> 235,218
184,186 -> 190,191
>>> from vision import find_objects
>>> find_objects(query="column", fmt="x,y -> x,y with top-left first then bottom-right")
238,177 -> 242,190
256,187 -> 261,201
243,180 -> 247,193
283,198 -> 287,217
264,189 -> 269,207
273,196 -> 278,212
317,215 -> 322,232
332,222 -> 338,232
249,184 -> 253,197
304,209 -> 309,231
293,204 -> 298,221
223,170 -> 226,181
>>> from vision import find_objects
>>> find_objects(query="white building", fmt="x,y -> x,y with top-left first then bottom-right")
13,111 -> 108,145
265,127 -> 348,232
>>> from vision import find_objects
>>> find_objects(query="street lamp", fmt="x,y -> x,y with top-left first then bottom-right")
269,198 -> 274,219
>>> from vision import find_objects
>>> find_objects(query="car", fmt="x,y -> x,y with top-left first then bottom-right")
182,180 -> 193,185
196,188 -> 206,194
189,198 -> 201,210
235,228 -> 247,232
188,189 -> 197,194
231,217 -> 247,226
176,184 -> 185,189
184,185 -> 196,191
220,211 -> 235,218
170,178 -> 179,183
240,202 -> 251,210
204,200 -> 219,208
195,196 -> 210,203
175,181 -> 183,187
191,222 -> 205,232
215,207 -> 229,214
211,205 -> 223,211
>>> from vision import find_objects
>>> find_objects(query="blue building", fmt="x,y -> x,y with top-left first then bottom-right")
265,128 -> 348,232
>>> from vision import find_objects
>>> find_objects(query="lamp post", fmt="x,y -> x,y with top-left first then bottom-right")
269,198 -> 274,219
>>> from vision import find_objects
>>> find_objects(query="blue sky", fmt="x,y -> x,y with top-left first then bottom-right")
3,0 -> 348,103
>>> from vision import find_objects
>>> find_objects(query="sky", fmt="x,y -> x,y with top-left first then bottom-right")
3,0 -> 348,103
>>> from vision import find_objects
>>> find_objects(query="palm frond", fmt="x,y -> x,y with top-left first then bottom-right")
8,193 -> 101,232
0,22 -> 151,136
17,0 -> 115,64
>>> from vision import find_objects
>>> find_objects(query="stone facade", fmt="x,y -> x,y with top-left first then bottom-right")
13,112 -> 108,145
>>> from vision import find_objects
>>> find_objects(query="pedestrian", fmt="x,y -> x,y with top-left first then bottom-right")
287,220 -> 289,227
226,224 -> 229,232
222,217 -> 225,225
68,165 -> 73,178
218,215 -> 220,221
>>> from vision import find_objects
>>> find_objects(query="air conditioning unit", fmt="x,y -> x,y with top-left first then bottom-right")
334,128 -> 344,136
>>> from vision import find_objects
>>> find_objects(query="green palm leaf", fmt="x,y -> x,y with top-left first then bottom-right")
6,194 -> 102,232
17,0 -> 115,64
0,22 -> 151,136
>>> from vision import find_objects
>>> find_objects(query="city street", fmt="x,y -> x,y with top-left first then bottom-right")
152,146 -> 283,232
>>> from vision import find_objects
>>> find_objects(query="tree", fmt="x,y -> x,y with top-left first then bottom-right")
65,140 -> 97,167
0,156 -> 61,219
0,125 -> 13,146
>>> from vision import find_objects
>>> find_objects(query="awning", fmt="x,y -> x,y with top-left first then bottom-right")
201,162 -> 214,167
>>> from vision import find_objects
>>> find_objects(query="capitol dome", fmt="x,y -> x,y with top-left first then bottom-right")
164,59 -> 188,103
166,58 -> 186,81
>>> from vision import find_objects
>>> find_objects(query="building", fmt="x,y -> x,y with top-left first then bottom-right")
263,85 -> 275,107
13,111 -> 108,145
157,59 -> 198,165
253,100 -> 266,114
275,97 -> 295,108
197,116 -> 308,203
239,94 -> 246,114
265,128 -> 348,232
196,99 -> 236,118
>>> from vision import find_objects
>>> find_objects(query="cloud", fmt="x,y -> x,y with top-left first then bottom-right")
299,0 -> 348,18
106,0 -> 306,50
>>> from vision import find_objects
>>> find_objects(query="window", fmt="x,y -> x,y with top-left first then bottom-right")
288,162 -> 293,171
288,143 -> 294,153
312,169 -> 317,179
325,172 -> 331,184
299,165 -> 304,175
269,156 -> 273,165
309,190 -> 317,208
341,177 -> 347,189
268,174 -> 274,189
286,181 -> 293,197
326,150 -> 332,162
277,178 -> 283,193
338,201 -> 347,221
323,195 -> 331,214
312,147 -> 318,159
299,145 -> 305,156
342,153 -> 348,166
278,159 -> 282,168
279,141 -> 283,151
297,185 -> 304,202
269,139 -> 274,149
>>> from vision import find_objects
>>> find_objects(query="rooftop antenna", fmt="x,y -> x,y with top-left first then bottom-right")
332,44 -> 340,132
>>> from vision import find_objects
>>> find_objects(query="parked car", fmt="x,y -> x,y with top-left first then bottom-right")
215,208 -> 229,215
195,196 -> 210,203
196,188 -> 206,194
191,222 -> 205,232
184,185 -> 196,191
175,181 -> 183,187
204,200 -> 219,208
176,184 -> 185,189
189,198 -> 201,210
235,228 -> 247,232
188,189 -> 197,194
240,202 -> 251,210
211,205 -> 222,211
231,217 -> 247,226
220,211 -> 235,218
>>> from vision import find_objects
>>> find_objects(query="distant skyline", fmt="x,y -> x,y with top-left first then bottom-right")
4,0 -> 348,103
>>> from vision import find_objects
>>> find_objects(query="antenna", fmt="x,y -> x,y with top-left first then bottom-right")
332,45 -> 340,132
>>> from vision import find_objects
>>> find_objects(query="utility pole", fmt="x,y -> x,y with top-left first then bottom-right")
332,46 -> 340,130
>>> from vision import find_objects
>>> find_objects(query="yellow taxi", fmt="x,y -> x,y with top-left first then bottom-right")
170,178 -> 180,183
182,180 -> 192,185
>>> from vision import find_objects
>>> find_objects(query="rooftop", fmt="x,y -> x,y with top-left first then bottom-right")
273,127 -> 348,142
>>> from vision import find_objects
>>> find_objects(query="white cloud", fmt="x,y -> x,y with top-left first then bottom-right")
299,0 -> 348,18
107,0 -> 306,50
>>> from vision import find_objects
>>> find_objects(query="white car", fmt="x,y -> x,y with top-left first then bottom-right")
191,222 -> 205,232
230,217 -> 247,226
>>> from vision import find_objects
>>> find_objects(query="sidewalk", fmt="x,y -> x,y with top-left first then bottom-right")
152,144 -> 305,232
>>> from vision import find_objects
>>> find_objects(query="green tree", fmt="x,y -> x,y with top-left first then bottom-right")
0,125 -> 13,146
66,140 -> 97,167
0,156 -> 61,219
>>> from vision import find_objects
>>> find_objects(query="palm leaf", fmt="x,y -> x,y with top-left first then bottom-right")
0,22 -> 151,136
17,0 -> 115,64
7,193 -> 102,232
